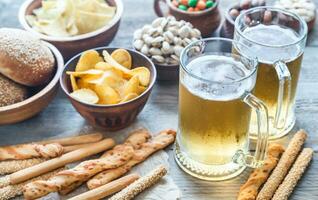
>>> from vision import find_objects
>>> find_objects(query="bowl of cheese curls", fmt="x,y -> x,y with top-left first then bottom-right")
60,47 -> 157,130
19,0 -> 123,60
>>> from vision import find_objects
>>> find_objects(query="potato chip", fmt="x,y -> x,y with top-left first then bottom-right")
75,10 -> 113,34
130,67 -> 151,86
102,50 -> 131,74
70,74 -> 78,91
111,49 -> 132,69
67,69 -> 104,77
120,93 -> 138,103
137,85 -> 147,94
95,62 -> 113,71
75,50 -> 103,72
123,75 -> 140,97
94,84 -> 120,105
77,78 -> 94,90
70,88 -> 99,104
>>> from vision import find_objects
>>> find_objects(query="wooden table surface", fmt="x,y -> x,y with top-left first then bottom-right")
0,0 -> 317,199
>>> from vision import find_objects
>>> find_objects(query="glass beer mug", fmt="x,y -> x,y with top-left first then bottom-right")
234,7 -> 307,139
175,38 -> 269,181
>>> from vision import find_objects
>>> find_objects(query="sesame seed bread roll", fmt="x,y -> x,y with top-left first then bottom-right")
0,74 -> 28,107
0,28 -> 55,86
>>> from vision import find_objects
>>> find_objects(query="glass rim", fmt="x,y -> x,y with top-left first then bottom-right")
180,37 -> 258,85
234,6 -> 308,48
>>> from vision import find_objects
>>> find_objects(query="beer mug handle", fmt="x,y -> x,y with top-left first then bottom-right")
233,92 -> 269,168
273,61 -> 292,129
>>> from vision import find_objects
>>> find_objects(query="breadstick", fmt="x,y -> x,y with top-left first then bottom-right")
108,165 -> 167,200
63,142 -> 102,153
0,167 -> 66,200
0,143 -> 63,161
237,143 -> 285,200
59,128 -> 151,195
38,132 -> 103,146
257,130 -> 307,200
87,129 -> 176,189
272,148 -> 314,200
0,158 -> 46,175
7,138 -> 115,185
68,174 -> 140,200
23,144 -> 134,200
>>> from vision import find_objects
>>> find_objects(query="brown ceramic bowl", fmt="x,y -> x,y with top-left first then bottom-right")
60,47 -> 157,131
154,0 -> 221,37
220,4 -> 237,39
18,0 -> 123,60
0,42 -> 64,125
154,62 -> 179,81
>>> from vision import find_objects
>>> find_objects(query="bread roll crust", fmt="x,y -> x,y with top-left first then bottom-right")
0,28 -> 55,86
0,74 -> 28,107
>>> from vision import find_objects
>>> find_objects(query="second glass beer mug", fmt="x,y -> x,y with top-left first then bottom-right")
234,7 -> 307,138
175,38 -> 269,181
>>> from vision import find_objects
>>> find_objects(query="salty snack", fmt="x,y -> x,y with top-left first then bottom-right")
237,144 -> 285,200
257,130 -> 307,200
133,16 -> 201,65
67,49 -> 150,105
0,158 -> 46,175
108,165 -> 167,200
38,132 -> 104,146
0,167 -> 66,200
87,129 -> 176,189
272,148 -> 314,200
0,74 -> 29,107
275,0 -> 316,23
26,0 -> 116,37
0,143 -> 63,161
23,144 -> 134,199
171,0 -> 215,12
0,28 -> 55,86
0,138 -> 115,188
228,0 -> 265,21
68,174 -> 140,200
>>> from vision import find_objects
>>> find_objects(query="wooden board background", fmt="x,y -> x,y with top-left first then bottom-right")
0,0 -> 317,199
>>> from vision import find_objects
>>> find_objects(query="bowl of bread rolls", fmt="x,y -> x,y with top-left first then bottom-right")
18,0 -> 123,60
0,28 -> 64,125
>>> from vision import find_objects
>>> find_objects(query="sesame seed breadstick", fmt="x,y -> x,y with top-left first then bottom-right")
0,158 -> 46,175
23,144 -> 134,200
237,143 -> 285,200
87,129 -> 176,190
0,143 -> 64,161
0,167 -> 65,200
272,148 -> 314,200
68,174 -> 140,200
108,165 -> 167,200
58,128 -> 151,195
256,130 -> 307,200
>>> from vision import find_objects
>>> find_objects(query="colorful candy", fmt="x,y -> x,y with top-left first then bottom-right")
171,0 -> 215,12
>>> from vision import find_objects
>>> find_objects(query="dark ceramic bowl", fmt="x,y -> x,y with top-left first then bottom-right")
60,47 -> 157,131
154,0 -> 221,37
155,62 -> 179,81
220,4 -> 236,39
19,0 -> 123,60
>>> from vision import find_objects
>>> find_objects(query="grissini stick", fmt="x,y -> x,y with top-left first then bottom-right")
272,148 -> 314,200
87,129 -> 176,189
108,165 -> 167,200
68,174 -> 140,200
0,158 -> 46,175
257,130 -> 307,200
237,143 -> 285,200
38,133 -> 103,146
63,142 -> 104,153
7,138 -> 115,185
0,167 -> 66,200
59,128 -> 151,195
23,144 -> 134,200
0,143 -> 64,161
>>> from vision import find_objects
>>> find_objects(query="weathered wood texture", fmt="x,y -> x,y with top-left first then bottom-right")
0,0 -> 317,199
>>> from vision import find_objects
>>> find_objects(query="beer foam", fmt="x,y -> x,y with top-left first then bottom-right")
183,55 -> 255,101
240,24 -> 301,64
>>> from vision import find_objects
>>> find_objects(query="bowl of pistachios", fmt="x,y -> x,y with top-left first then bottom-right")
133,16 -> 201,81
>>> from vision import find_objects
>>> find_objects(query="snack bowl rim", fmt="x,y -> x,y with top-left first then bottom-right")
60,47 -> 157,108
167,0 -> 219,16
0,41 -> 64,112
18,0 -> 124,42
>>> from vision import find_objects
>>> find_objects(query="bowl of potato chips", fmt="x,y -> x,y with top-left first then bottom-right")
19,0 -> 123,60
60,47 -> 156,130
